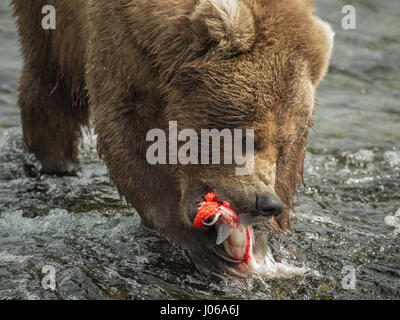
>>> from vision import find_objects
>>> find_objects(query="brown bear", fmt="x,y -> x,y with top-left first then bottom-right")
12,0 -> 333,278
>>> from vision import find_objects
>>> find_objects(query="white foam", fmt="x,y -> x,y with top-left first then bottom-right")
248,251 -> 307,278
383,151 -> 400,167
384,209 -> 400,234
0,252 -> 32,264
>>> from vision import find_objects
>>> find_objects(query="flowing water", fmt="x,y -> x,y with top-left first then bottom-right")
0,0 -> 399,300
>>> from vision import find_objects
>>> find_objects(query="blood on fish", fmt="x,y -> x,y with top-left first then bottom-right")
193,201 -> 220,228
204,192 -> 218,203
194,193 -> 238,229
241,229 -> 251,265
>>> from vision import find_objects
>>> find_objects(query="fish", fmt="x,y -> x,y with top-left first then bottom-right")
194,192 -> 306,276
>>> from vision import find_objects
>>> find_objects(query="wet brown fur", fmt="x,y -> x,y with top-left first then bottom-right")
12,0 -> 332,275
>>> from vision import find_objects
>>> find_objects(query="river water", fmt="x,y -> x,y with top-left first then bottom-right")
0,0 -> 399,299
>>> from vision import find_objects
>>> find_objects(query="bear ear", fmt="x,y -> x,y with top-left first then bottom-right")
190,0 -> 255,58
309,17 -> 335,85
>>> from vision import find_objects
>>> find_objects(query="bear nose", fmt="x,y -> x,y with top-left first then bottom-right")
253,193 -> 284,218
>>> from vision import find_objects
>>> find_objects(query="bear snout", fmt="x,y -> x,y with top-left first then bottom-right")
253,193 -> 284,218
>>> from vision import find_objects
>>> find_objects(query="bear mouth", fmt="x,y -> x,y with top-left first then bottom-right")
190,186 -> 306,277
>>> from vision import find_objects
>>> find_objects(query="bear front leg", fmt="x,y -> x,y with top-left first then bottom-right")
18,64 -> 88,176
